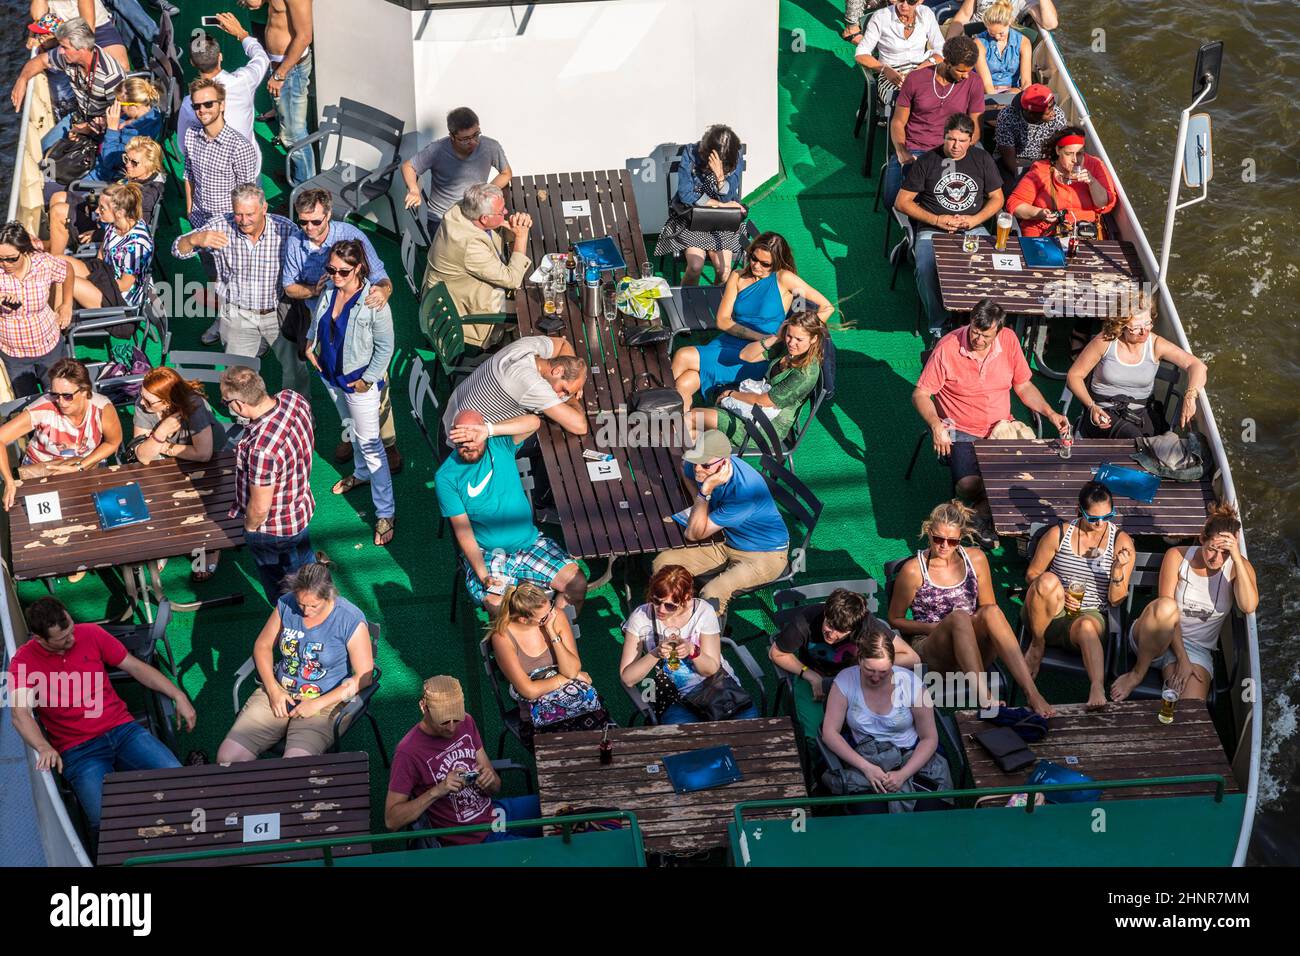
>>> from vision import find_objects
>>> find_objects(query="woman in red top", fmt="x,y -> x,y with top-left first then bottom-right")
1005,126 -> 1118,237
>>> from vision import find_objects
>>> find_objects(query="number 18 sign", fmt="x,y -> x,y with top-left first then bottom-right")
25,491 -> 62,524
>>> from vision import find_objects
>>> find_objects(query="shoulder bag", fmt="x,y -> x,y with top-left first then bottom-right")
628,371 -> 684,418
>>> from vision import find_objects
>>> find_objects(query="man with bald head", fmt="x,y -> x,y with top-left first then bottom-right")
435,408 -> 586,612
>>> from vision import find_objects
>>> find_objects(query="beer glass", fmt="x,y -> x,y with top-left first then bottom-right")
1066,579 -> 1086,617
1158,684 -> 1179,725
995,212 -> 1013,251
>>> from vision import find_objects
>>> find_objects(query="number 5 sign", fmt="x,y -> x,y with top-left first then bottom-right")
25,492 -> 62,524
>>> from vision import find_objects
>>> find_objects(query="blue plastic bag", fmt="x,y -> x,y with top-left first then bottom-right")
1093,462 -> 1161,504
1026,759 -> 1103,803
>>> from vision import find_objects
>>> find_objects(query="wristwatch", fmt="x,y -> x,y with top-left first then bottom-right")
698,492 -> 711,502
272,72 -> 287,83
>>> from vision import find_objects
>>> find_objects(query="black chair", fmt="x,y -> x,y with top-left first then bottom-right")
286,99 -> 405,229
479,637 -> 526,758
66,278 -> 171,363
733,339 -> 837,471
103,600 -> 180,754
855,67 -> 897,178
230,621 -> 390,768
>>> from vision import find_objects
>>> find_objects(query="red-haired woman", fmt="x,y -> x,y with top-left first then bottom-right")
132,366 -> 227,581
619,564 -> 759,724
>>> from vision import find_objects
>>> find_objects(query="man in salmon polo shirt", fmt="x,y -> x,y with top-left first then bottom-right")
912,298 -> 1069,546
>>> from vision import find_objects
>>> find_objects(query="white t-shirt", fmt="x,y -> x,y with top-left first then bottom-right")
176,36 -> 271,159
1177,548 -> 1236,652
48,1 -> 113,25
442,335 -> 561,432
856,3 -> 945,70
832,665 -> 925,749
623,599 -> 733,694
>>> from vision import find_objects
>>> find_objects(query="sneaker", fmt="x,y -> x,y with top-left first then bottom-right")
200,319 -> 221,346
973,514 -> 1000,550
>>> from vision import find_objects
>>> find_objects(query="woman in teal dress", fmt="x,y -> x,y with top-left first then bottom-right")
690,309 -> 829,445
671,232 -> 833,409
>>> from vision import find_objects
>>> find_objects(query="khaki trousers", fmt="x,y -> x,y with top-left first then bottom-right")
652,543 -> 788,615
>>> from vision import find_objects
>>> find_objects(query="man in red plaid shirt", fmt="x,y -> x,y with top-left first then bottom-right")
220,365 -> 317,599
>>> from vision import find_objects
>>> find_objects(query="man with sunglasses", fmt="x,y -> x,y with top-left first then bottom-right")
400,106 -> 512,238
176,15 -> 270,161
436,409 -> 587,614
654,430 -> 789,615
179,79 -> 261,234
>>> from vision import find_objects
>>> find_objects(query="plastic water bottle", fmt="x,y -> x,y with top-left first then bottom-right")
582,257 -> 601,318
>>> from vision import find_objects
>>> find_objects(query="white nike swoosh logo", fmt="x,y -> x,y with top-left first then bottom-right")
467,470 -> 494,498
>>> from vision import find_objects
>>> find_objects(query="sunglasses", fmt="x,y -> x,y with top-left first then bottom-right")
49,390 -> 82,402
192,99 -> 221,110
0,254 -> 22,264
117,100 -> 142,108
324,265 -> 353,277
652,599 -> 681,613
1081,510 -> 1115,522
1124,323 -> 1152,334
1,298 -> 21,312
930,535 -> 962,547
750,256 -> 773,268
298,217 -> 326,227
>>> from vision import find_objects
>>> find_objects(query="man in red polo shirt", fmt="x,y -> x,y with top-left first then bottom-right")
7,597 -> 195,829
913,298 -> 1068,544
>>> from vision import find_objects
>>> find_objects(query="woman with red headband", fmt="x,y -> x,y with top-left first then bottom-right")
1005,126 -> 1117,238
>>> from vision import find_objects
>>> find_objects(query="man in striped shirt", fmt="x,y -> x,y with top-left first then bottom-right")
172,183 -> 309,396
220,365 -> 317,601
9,18 -> 124,140
440,335 -> 589,439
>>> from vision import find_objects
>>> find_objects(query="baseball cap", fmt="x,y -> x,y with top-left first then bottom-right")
422,675 -> 466,725
682,429 -> 733,465
1020,84 -> 1055,112
28,14 -> 63,35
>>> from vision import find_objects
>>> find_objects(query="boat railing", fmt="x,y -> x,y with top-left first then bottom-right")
1028,29 -> 1259,866
5,49 -> 37,223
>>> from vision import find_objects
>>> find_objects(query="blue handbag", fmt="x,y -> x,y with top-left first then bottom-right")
1026,759 -> 1103,803
1093,461 -> 1161,504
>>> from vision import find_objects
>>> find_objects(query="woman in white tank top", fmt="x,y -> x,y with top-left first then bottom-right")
1066,296 -> 1208,439
1112,505 -> 1259,702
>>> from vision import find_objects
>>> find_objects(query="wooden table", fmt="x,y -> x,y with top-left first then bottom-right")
974,438 -> 1215,538
535,717 -> 806,856
933,234 -> 1146,318
100,752 -> 372,866
956,700 -> 1240,801
505,170 -> 695,560
6,453 -> 244,580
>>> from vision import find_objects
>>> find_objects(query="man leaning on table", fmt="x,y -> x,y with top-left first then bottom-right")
912,298 -> 1069,547
422,183 -> 532,349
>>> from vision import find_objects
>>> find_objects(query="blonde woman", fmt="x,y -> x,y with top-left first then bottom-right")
48,134 -> 166,257
487,583 -> 608,749
974,1 -> 1032,95
1066,293 -> 1207,439
66,182 -> 152,312
92,76 -> 162,181
888,499 -> 1053,716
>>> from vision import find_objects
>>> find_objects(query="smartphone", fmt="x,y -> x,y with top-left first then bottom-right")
200,15 -> 222,27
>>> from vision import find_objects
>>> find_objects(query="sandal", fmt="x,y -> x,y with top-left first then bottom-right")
190,563 -> 218,584
332,474 -> 370,495
374,517 -> 395,547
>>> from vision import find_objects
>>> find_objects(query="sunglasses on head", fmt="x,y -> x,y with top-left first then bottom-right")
930,535 -> 962,547
117,100 -> 142,108
324,265 -> 353,277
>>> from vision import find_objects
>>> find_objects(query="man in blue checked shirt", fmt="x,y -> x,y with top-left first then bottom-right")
281,187 -> 402,472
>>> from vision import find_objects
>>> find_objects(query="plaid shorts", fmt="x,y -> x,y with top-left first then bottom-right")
463,534 -> 575,606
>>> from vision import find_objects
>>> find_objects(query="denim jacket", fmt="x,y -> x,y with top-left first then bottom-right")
92,107 -> 163,181
675,143 -> 744,206
308,280 -> 395,385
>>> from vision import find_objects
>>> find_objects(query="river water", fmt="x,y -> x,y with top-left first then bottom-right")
0,0 -> 1295,860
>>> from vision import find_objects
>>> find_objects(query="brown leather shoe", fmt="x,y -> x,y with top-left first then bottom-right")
333,440 -> 352,463
386,445 -> 403,475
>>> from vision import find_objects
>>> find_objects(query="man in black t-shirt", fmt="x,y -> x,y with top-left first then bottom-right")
895,112 -> 1004,337
769,589 -> 919,741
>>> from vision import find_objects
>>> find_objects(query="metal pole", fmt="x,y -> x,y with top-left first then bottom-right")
1156,77 -> 1214,289
5,50 -> 37,223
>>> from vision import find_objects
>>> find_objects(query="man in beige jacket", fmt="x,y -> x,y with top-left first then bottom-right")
423,183 -> 532,348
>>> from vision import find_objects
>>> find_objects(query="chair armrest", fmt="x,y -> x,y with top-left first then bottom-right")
462,312 -> 515,325
231,656 -> 257,714
722,637 -> 768,717
340,158 -> 404,208
283,125 -> 336,182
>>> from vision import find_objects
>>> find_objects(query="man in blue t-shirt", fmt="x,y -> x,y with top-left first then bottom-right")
434,409 -> 586,613
653,430 -> 789,614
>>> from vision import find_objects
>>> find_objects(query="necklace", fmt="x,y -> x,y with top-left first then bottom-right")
932,67 -> 957,102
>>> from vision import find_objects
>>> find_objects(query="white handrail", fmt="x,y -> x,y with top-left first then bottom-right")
5,49 -> 38,223
1038,28 -> 1261,866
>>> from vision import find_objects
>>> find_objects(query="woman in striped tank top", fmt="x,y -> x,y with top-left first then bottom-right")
889,500 -> 1054,717
1024,482 -> 1135,709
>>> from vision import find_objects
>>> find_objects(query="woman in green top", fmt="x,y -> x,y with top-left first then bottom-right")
690,309 -> 828,444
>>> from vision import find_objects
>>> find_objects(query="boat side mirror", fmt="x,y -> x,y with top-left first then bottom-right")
1191,41 -> 1224,105
1182,114 -> 1213,188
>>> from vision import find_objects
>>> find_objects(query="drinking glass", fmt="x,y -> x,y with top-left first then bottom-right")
601,284 -> 618,322
1066,579 -> 1086,617
640,261 -> 654,280
995,212 -> 1013,251
1158,684 -> 1179,725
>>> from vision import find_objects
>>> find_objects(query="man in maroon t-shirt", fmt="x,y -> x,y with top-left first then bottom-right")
8,597 -> 195,828
384,676 -> 539,846
885,34 -> 986,212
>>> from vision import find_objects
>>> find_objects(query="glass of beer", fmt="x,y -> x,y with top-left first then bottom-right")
1158,684 -> 1179,725
1066,579 -> 1086,617
995,212 -> 1013,251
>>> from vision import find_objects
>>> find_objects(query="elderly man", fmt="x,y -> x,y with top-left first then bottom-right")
173,184 -> 309,396
176,15 -> 270,158
10,17 -> 124,147
423,183 -> 533,348
912,298 -> 1069,543
895,113 -> 1003,334
401,106 -> 512,237
435,408 -> 587,613
654,430 -> 789,615
994,82 -> 1067,179
221,365 -> 317,601
8,596 -> 195,829
442,335 -> 589,438
385,675 -> 539,844
884,34 -> 985,213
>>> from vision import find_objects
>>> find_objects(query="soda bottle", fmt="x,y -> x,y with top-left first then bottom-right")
598,724 -> 613,765
565,247 -> 577,286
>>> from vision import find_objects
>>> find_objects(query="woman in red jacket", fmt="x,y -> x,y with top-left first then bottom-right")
1006,126 -> 1118,237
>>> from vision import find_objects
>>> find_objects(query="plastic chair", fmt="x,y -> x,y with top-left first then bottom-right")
286,98 -> 405,227
769,578 -> 881,717
418,282 -> 513,393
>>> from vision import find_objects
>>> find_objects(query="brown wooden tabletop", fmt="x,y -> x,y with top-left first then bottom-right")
6,453 -> 244,580
535,717 -> 806,856
957,700 -> 1240,800
505,170 -> 694,560
974,439 -> 1215,538
934,234 -> 1145,317
98,751 -> 372,866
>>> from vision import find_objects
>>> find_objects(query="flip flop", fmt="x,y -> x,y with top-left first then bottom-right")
374,517 -> 395,547
332,474 -> 370,495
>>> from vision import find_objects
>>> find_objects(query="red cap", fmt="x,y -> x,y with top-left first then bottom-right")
1020,84 -> 1055,111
